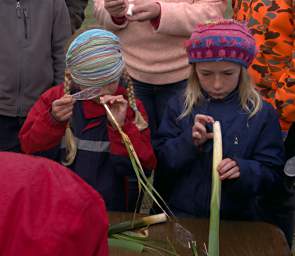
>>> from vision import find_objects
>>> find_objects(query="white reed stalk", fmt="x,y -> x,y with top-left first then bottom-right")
208,121 -> 222,256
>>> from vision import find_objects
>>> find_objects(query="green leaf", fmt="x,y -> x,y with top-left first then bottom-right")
108,238 -> 144,252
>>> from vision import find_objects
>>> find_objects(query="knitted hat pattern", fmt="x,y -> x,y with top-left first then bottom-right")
186,19 -> 257,68
66,29 -> 124,87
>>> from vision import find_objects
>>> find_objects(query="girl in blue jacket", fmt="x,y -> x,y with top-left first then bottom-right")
156,19 -> 285,221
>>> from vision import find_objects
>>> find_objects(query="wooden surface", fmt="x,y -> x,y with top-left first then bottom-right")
108,212 -> 290,256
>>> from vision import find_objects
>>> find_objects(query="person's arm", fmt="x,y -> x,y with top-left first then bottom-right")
223,105 -> 285,197
19,85 -> 67,154
157,0 -> 226,36
156,100 -> 200,172
108,99 -> 157,171
65,0 -> 89,32
52,0 -> 72,85
93,0 -> 128,31
129,0 -> 226,36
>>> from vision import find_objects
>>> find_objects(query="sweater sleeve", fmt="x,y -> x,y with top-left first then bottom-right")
93,0 -> 128,31
156,100 -> 200,172
224,105 -> 285,197
107,100 -> 157,171
19,85 -> 67,154
52,0 -> 72,85
155,0 -> 226,36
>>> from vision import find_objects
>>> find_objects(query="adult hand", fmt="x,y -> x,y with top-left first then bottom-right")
51,95 -> 75,122
192,114 -> 214,147
127,0 -> 160,22
104,0 -> 127,18
217,158 -> 240,180
100,95 -> 128,128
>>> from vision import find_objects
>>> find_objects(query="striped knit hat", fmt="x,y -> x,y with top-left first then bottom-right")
66,29 -> 124,87
186,19 -> 257,68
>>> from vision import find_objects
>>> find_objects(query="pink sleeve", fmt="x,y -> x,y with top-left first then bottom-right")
155,0 -> 226,36
93,0 -> 128,30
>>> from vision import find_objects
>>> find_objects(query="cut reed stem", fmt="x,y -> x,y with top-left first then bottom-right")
208,121 -> 222,256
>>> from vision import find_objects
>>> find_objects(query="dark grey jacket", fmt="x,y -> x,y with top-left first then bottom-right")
0,0 -> 71,117
65,0 -> 89,32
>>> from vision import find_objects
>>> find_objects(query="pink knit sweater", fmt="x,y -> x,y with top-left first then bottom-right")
94,0 -> 226,85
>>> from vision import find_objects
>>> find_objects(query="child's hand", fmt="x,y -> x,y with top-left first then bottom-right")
127,0 -> 160,22
104,0 -> 127,18
192,114 -> 214,147
51,95 -> 75,122
217,158 -> 240,180
100,95 -> 128,128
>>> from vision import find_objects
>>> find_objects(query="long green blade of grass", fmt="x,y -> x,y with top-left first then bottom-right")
103,103 -> 174,217
208,121 -> 222,256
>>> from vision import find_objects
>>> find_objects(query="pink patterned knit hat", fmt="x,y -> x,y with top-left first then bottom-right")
186,19 -> 257,68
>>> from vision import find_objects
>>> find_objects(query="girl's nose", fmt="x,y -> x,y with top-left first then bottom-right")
212,75 -> 222,90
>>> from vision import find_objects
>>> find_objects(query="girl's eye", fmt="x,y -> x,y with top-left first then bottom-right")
201,73 -> 211,76
224,72 -> 233,76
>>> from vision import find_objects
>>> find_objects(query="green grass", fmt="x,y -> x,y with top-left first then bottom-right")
82,1 -> 96,28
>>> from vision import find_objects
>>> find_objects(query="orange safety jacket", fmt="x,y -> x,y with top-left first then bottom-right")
233,0 -> 295,131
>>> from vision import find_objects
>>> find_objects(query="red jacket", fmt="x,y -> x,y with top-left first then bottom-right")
0,152 -> 108,256
19,83 -> 157,171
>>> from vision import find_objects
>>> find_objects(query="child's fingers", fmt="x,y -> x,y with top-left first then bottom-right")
53,95 -> 74,106
226,172 -> 240,180
206,132 -> 214,140
194,114 -> 214,125
101,95 -> 126,105
105,0 -> 125,8
194,122 -> 207,135
52,103 -> 74,121
218,158 -> 237,174
54,108 -> 73,120
219,167 -> 240,180
192,131 -> 202,140
100,95 -> 112,104
52,103 -> 74,115
60,111 -> 74,122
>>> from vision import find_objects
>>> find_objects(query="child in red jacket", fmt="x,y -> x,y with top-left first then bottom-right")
19,28 -> 156,211
0,152 -> 108,256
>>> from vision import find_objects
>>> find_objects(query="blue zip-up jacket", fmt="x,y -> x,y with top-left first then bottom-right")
156,90 -> 285,220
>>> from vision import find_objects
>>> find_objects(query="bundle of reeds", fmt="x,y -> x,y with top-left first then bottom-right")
103,103 -> 173,217
109,213 -> 180,255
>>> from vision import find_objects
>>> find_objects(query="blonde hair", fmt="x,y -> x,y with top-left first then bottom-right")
62,70 -> 77,166
122,69 -> 148,131
179,64 -> 262,119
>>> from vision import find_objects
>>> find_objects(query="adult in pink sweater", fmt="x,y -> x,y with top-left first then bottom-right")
94,0 -> 226,137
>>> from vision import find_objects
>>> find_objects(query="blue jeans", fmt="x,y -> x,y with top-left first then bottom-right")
132,79 -> 187,140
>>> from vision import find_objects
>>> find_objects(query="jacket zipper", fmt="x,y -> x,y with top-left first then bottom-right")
23,8 -> 28,39
16,0 -> 21,18
16,0 -> 28,39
